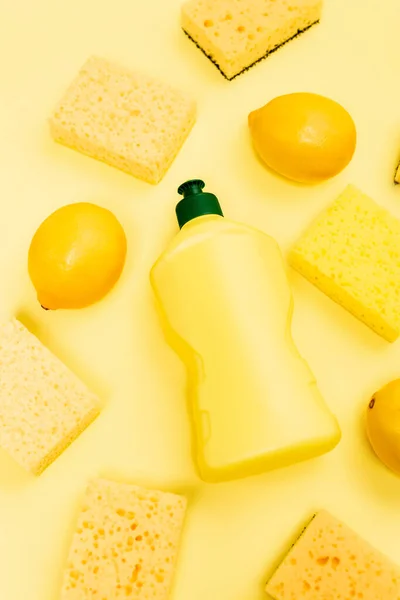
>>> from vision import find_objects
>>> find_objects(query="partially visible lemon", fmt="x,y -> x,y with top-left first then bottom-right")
366,379 -> 400,476
28,202 -> 127,310
248,92 -> 357,184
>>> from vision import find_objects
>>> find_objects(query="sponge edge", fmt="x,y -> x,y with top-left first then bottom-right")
289,185 -> 400,342
266,510 -> 400,599
60,479 -> 187,600
0,319 -> 100,475
181,0 -> 322,80
395,161 -> 400,184
49,56 -> 197,184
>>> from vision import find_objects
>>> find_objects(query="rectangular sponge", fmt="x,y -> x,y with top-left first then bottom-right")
266,510 -> 400,599
49,56 -> 197,184
60,478 -> 187,600
0,319 -> 100,475
289,184 -> 400,342
181,0 -> 322,80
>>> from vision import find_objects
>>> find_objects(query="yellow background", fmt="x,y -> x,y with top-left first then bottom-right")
1,0 -> 400,598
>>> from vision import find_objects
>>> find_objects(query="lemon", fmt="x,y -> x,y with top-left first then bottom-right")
366,379 -> 400,476
28,203 -> 127,310
248,92 -> 357,184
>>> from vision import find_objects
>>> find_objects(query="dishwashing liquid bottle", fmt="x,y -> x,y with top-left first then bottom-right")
150,179 -> 341,483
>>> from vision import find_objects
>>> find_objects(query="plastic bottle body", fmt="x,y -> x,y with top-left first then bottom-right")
151,215 -> 341,483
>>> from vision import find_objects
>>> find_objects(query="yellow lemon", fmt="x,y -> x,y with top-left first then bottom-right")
248,92 -> 357,184
366,379 -> 400,476
28,202 -> 127,310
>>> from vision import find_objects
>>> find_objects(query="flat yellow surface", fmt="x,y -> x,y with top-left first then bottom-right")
1,0 -> 400,598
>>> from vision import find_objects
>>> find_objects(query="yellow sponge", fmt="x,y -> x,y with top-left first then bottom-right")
181,0 -> 322,80
266,510 -> 400,599
0,319 -> 100,474
60,479 -> 187,600
289,185 -> 400,342
49,56 -> 197,184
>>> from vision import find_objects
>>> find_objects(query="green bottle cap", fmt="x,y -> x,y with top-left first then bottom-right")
176,179 -> 224,229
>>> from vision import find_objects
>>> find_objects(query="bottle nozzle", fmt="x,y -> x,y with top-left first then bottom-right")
177,179 -> 206,198
176,179 -> 223,229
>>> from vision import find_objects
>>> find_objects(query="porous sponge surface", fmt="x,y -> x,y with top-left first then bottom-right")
49,57 -> 197,184
289,185 -> 400,342
60,479 -> 187,600
181,0 -> 322,79
0,319 -> 100,474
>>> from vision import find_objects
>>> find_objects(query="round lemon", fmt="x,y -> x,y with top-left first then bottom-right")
28,202 -> 127,310
248,92 -> 357,184
366,379 -> 400,476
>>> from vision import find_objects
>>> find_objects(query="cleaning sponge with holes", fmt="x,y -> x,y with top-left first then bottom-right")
49,56 -> 197,184
288,185 -> 400,342
181,0 -> 323,80
60,478 -> 187,600
265,510 -> 400,599
0,319 -> 100,475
